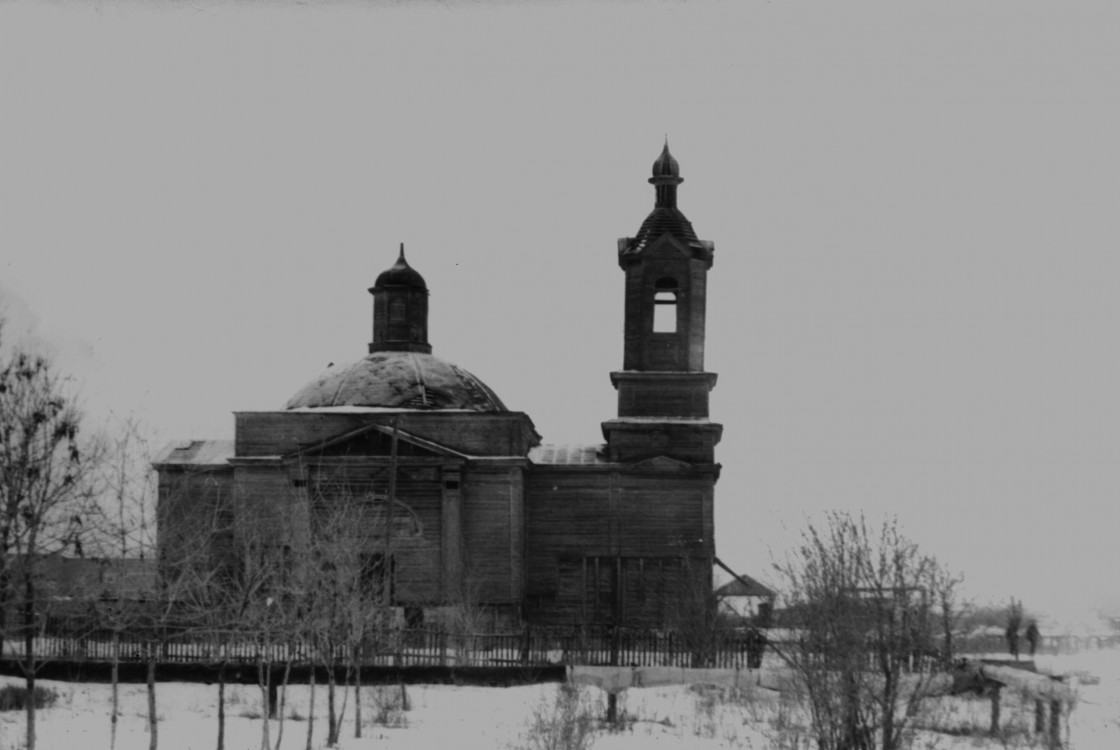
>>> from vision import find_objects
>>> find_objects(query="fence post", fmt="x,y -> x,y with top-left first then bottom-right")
989,685 -> 1002,737
1048,700 -> 1062,749
606,626 -> 620,726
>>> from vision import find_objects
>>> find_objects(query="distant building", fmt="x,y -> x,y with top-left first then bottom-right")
2,554 -> 157,627
155,145 -> 724,629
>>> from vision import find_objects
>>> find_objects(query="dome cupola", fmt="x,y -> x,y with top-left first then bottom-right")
285,244 -> 507,412
373,243 -> 428,291
369,243 -> 431,354
651,140 -> 681,180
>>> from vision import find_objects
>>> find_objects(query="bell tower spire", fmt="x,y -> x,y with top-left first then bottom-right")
602,144 -> 722,464
651,139 -> 683,209
369,243 -> 432,354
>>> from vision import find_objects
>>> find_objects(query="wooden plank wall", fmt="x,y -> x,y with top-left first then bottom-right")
461,467 -> 524,605
525,468 -> 715,627
305,462 -> 446,605
158,467 -> 236,571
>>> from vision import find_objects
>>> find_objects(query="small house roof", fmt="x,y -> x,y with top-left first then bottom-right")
715,573 -> 775,599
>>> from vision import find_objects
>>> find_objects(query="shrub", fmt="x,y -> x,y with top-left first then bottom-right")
369,684 -> 410,728
0,684 -> 58,712
692,685 -> 721,739
517,683 -> 597,750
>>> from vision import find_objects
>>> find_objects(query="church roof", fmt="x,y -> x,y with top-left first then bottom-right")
285,351 -> 507,411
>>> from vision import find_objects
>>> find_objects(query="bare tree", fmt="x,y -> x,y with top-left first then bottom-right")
92,418 -> 159,750
147,464 -> 243,750
772,512 -> 958,750
665,555 -> 721,668
930,566 -> 964,669
0,322 -> 104,750
302,477 -> 392,747
443,569 -> 491,668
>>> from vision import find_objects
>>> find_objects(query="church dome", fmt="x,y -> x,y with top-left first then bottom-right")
651,141 -> 680,178
285,351 -> 507,411
372,246 -> 427,291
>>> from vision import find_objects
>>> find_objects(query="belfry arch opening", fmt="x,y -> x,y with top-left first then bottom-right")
653,278 -> 678,333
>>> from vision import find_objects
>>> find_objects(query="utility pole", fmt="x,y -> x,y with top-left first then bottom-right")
385,417 -> 399,612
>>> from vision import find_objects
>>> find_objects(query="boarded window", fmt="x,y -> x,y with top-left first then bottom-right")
576,556 -> 685,626
586,557 -> 618,624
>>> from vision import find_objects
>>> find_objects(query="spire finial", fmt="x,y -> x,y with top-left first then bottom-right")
399,242 -> 405,261
651,141 -> 681,179
649,141 -> 683,207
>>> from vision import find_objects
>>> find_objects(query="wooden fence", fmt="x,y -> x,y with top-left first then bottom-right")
954,633 -> 1120,656
0,627 -> 768,669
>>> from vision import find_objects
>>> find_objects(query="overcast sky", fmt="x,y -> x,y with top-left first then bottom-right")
3,0 -> 1118,624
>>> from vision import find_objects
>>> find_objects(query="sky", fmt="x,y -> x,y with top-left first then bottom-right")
2,0 -> 1118,625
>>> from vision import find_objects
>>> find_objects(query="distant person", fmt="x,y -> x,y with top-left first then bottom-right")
1025,620 -> 1040,657
745,627 -> 766,669
1006,601 -> 1023,660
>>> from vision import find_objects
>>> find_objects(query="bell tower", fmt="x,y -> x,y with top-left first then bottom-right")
602,143 -> 722,463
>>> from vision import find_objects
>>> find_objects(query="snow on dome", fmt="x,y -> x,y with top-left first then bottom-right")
285,351 -> 507,411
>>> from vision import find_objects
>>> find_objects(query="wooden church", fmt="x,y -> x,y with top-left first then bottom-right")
155,144 -> 722,629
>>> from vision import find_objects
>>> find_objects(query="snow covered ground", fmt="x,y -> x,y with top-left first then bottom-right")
1,648 -> 1117,749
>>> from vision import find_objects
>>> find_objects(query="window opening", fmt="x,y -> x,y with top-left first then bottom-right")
653,292 -> 677,332
653,278 -> 678,333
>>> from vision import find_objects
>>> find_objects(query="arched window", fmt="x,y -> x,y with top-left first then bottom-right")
653,278 -> 678,333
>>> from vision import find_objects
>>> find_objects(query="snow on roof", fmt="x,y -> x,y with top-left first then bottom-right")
529,443 -> 610,466
281,406 -> 478,414
152,439 -> 234,466
285,351 -> 507,412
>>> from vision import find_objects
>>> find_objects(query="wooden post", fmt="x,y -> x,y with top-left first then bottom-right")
1035,700 -> 1046,735
606,624 -> 620,725
989,685 -> 1002,737
386,417 -> 398,612
1048,700 -> 1062,749
268,668 -> 279,719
